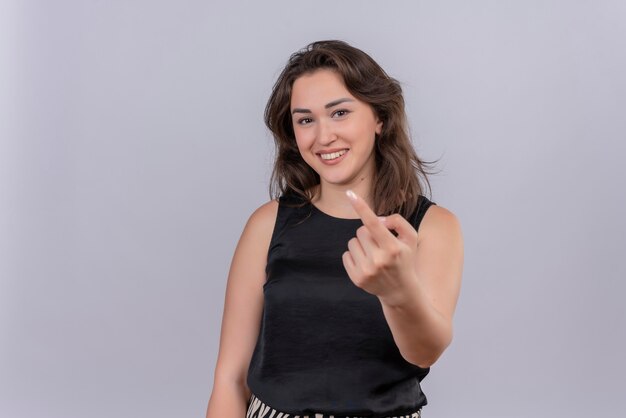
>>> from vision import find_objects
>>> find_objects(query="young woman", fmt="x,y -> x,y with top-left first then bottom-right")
205,40 -> 464,418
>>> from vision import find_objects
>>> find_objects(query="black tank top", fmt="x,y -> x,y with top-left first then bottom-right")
246,190 -> 437,416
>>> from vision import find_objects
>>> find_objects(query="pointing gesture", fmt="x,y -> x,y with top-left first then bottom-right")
342,189 -> 421,306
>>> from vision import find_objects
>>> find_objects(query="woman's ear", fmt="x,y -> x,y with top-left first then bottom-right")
376,119 -> 383,135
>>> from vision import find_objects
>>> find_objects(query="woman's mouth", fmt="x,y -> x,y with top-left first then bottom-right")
317,149 -> 349,165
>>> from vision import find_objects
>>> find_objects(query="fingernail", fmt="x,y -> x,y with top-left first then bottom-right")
377,216 -> 386,223
346,190 -> 357,201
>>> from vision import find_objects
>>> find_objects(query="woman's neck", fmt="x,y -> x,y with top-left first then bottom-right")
310,183 -> 375,218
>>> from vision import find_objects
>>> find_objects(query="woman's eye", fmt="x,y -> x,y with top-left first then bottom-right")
297,118 -> 312,125
296,110 -> 349,126
333,109 -> 350,117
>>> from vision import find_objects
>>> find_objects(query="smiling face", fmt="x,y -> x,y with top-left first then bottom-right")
290,68 -> 383,191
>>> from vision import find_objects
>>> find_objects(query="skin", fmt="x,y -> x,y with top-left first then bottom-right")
290,68 -> 383,218
344,189 -> 463,367
206,68 -> 463,417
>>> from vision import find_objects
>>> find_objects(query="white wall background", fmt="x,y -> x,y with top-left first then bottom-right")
1,1 -> 625,417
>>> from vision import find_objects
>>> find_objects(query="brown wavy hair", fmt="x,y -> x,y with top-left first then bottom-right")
266,39 -> 440,218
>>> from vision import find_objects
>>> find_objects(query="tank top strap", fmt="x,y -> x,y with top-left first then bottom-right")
265,190 -> 312,271
411,194 -> 437,232
268,193 -> 292,246
277,189 -> 312,217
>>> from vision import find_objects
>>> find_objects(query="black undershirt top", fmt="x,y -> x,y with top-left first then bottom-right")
246,190 -> 437,417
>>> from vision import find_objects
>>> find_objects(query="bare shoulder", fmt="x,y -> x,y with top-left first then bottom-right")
250,197 -> 279,225
414,202 -> 464,329
417,203 -> 463,246
245,198 -> 280,245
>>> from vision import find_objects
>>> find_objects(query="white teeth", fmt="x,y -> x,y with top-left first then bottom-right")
320,149 -> 348,160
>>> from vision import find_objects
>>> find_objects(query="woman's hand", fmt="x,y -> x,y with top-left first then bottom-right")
342,189 -> 420,306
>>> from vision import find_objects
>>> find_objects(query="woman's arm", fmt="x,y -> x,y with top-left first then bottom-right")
205,380 -> 250,418
380,205 -> 464,368
205,199 -> 279,417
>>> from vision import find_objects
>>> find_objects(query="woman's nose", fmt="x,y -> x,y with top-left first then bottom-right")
317,118 -> 337,144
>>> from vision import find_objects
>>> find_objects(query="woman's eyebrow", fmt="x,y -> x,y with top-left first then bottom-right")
291,97 -> 355,114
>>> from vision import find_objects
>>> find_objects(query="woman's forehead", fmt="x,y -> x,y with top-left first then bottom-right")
291,70 -> 355,107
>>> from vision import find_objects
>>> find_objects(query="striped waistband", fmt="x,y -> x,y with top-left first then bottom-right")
246,393 -> 422,418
